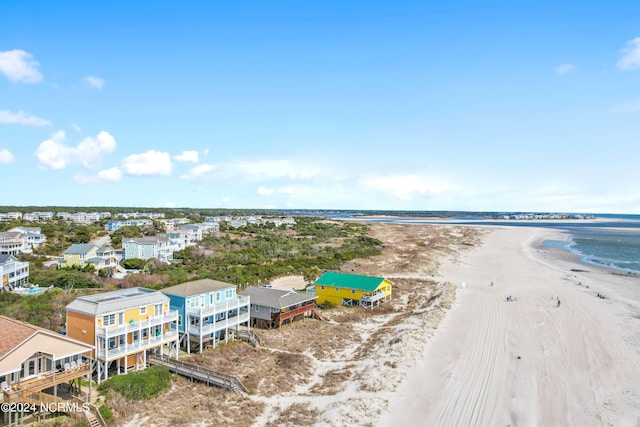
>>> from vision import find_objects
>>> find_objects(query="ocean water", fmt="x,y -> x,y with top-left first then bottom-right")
337,212 -> 640,275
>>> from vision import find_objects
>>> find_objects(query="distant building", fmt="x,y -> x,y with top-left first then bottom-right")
240,286 -> 320,329
123,236 -> 171,262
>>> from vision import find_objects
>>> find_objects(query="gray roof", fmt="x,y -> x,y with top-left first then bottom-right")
126,236 -> 169,244
96,246 -> 115,254
63,243 -> 98,255
0,254 -> 18,264
240,286 -> 316,309
66,287 -> 168,316
162,279 -> 235,297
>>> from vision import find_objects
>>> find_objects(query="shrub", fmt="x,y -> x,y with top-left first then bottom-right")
98,404 -> 113,421
97,365 -> 172,400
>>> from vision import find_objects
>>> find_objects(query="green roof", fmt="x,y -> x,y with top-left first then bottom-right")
314,272 -> 386,292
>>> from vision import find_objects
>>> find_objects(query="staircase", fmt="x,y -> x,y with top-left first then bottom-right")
19,392 -> 105,426
312,306 -> 326,321
237,329 -> 262,347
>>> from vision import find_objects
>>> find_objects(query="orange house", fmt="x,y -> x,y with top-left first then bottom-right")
66,287 -> 179,383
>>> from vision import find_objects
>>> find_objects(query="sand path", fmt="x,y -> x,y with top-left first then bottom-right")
382,226 -> 640,427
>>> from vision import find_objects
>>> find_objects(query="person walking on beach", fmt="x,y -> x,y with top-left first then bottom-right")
557,299 -> 561,308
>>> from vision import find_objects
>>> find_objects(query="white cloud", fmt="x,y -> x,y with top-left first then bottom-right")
359,174 -> 450,200
611,98 -> 640,113
555,63 -> 576,75
180,158 -> 323,182
203,148 -> 210,156
257,186 -> 274,196
617,37 -> 640,70
180,163 -> 215,180
35,130 -> 117,170
77,131 -> 116,168
0,149 -> 15,164
174,150 -> 199,163
0,109 -> 51,126
165,201 -> 176,208
122,150 -> 172,176
83,76 -> 105,89
0,49 -> 43,83
97,167 -> 122,182
35,131 -> 71,169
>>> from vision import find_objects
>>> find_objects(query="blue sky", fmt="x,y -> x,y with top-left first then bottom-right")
1,1 -> 639,213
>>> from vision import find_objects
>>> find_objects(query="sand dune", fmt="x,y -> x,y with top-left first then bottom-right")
381,226 -> 640,427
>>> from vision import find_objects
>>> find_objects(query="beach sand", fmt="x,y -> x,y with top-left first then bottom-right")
380,225 -> 640,427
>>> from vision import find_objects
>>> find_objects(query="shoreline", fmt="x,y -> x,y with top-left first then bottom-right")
380,225 -> 640,427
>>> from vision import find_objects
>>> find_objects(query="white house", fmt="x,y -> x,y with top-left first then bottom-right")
0,254 -> 29,292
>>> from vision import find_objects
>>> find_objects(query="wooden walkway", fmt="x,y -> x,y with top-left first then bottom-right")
147,354 -> 248,395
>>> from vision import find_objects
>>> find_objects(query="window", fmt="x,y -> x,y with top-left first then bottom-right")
108,337 -> 116,349
321,285 -> 325,290
225,289 -> 233,299
215,292 -> 221,303
189,298 -> 199,308
351,289 -> 356,294
335,287 -> 339,292
255,305 -> 260,312
190,317 -> 200,326
140,306 -> 147,315
154,303 -> 163,316
103,314 -> 116,326
386,285 -> 391,291
118,312 -> 124,325
178,315 -> 182,326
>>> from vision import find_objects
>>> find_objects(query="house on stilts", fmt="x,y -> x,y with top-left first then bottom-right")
240,286 -> 322,329
65,287 -> 179,383
161,279 -> 250,353
312,272 -> 393,308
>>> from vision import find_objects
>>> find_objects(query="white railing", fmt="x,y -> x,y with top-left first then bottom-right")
96,310 -> 178,337
186,296 -> 250,317
187,313 -> 250,336
96,329 -> 178,360
361,292 -> 386,303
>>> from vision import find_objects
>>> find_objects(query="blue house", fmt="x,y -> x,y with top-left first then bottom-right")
161,279 -> 250,353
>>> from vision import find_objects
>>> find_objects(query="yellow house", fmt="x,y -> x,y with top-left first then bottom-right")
66,287 -> 179,383
314,272 -> 392,308
61,243 -> 99,268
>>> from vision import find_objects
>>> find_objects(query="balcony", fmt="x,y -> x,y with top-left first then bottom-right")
95,329 -> 178,360
360,292 -> 387,303
96,310 -> 178,337
2,363 -> 91,402
186,295 -> 250,317
272,303 -> 316,323
187,312 -> 250,336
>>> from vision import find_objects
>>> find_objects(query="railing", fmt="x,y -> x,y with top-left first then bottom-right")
187,312 -> 250,336
96,310 -> 178,337
272,303 -> 315,323
3,363 -> 91,401
186,295 -> 250,317
96,329 -> 178,360
361,292 -> 386,303
147,353 -> 247,395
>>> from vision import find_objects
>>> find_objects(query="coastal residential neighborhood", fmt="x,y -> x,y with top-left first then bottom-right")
0,207 -> 403,426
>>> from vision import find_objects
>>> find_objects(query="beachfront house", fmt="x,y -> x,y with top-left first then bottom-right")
0,254 -> 29,292
240,286 -> 321,329
162,279 -> 251,353
313,272 -> 393,308
0,316 -> 93,426
65,287 -> 179,383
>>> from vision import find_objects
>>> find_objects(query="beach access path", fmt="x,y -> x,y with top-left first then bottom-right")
381,226 -> 640,427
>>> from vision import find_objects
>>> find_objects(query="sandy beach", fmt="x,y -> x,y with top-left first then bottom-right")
380,225 -> 640,427
111,222 -> 640,427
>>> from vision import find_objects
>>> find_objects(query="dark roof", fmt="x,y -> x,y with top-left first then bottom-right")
0,254 -> 18,264
162,279 -> 235,297
240,286 -> 315,309
314,272 -> 389,292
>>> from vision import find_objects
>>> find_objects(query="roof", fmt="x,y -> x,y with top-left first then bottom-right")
162,279 -> 235,297
314,272 -> 388,292
240,286 -> 315,309
125,236 -> 169,245
0,316 -> 92,375
0,254 -> 19,264
96,246 -> 115,254
63,243 -> 98,255
66,287 -> 168,316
